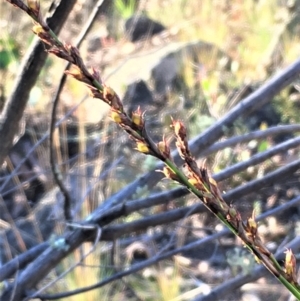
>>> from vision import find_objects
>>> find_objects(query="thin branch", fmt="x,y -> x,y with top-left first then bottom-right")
29,231 -> 227,300
0,232 -> 164,282
0,242 -> 48,282
25,225 -> 102,300
93,194 -> 300,242
215,135 -> 300,180
49,0 -> 105,221
127,134 -> 300,208
200,124 -> 300,157
189,65 -> 300,157
100,203 -> 202,241
224,158 -> 300,201
92,134 -> 300,218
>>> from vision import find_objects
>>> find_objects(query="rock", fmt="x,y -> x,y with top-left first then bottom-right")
125,15 -> 165,42
151,41 -> 230,97
103,40 -> 230,103
123,80 -> 154,112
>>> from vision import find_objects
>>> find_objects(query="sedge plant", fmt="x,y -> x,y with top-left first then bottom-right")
4,0 -> 300,300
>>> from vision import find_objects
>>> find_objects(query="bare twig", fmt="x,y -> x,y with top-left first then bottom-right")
26,231 -> 227,300
24,225 -> 102,300
224,158 -> 300,200
200,124 -> 300,157
216,136 -> 300,180
125,135 -> 300,208
49,0 -> 105,221
0,232 -> 164,282
0,242 -> 48,282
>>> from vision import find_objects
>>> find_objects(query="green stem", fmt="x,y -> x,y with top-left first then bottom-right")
279,276 -> 300,300
164,158 -> 300,300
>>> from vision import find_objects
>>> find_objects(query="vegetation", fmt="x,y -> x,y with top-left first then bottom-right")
1,1 -> 300,301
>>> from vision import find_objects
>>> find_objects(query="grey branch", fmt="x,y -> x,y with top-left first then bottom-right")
31,195 -> 300,300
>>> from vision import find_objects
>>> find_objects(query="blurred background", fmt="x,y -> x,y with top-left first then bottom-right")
1,1 -> 300,300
